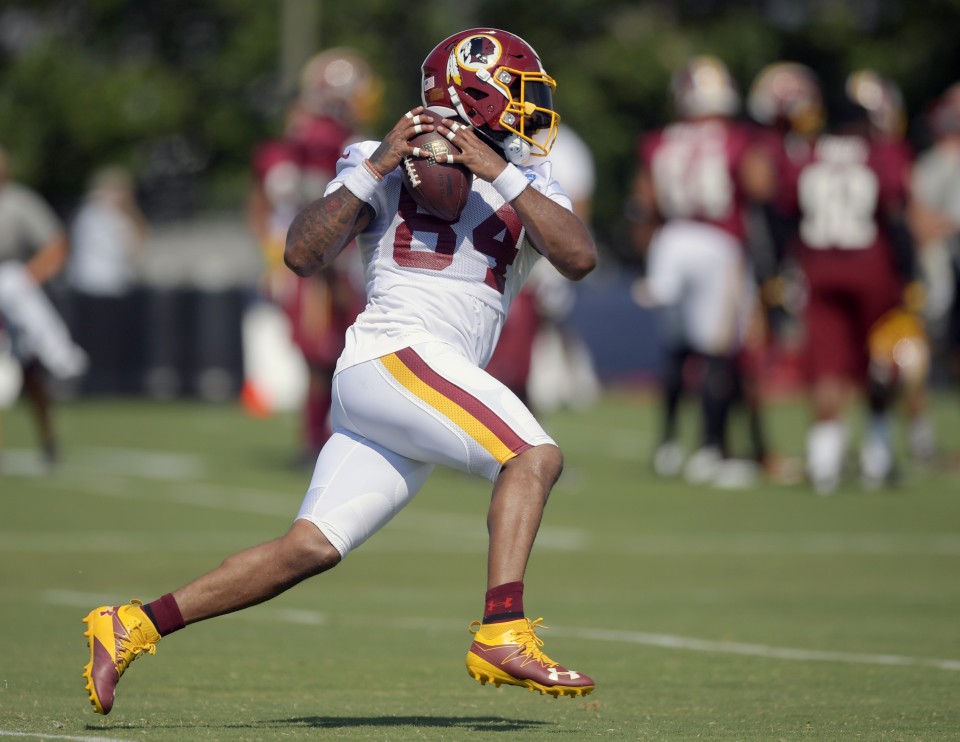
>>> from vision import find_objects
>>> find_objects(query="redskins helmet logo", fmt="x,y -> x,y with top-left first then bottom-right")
455,35 -> 501,71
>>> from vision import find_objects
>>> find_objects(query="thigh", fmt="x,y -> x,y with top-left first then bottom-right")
685,239 -> 748,356
804,287 -> 862,382
333,342 -> 555,482
646,224 -> 690,307
297,430 -> 433,558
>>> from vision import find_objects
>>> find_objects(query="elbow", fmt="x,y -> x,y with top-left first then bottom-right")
562,245 -> 598,281
283,242 -> 314,277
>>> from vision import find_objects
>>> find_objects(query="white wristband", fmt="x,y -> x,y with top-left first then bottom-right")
342,162 -> 382,203
491,164 -> 529,203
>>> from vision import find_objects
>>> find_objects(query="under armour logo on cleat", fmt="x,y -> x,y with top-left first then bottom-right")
98,609 -> 116,617
547,668 -> 581,682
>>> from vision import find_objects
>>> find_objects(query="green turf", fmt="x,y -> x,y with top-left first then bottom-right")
1,390 -> 959,740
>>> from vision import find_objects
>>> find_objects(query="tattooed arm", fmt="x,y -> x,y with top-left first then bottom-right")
284,106 -> 436,277
284,189 -> 372,277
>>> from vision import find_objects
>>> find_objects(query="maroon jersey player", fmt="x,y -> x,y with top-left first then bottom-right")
776,95 -> 916,492
247,49 -> 375,460
629,55 -> 774,485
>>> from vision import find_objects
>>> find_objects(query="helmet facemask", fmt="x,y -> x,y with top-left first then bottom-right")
490,67 -> 559,163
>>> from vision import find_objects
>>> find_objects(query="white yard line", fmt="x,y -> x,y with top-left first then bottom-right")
1,447 -> 206,480
560,626 -> 960,672
42,590 -> 960,673
601,532 -> 960,556
0,731 -> 136,742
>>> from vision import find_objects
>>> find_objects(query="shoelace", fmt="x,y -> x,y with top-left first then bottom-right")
513,618 -> 557,666
114,605 -> 158,672
468,618 -> 558,667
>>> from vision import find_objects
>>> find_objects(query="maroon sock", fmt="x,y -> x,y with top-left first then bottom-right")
142,593 -> 185,637
483,581 -> 525,624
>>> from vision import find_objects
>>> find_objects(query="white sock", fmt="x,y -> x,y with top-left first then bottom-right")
806,420 -> 848,493
861,413 -> 894,485
908,415 -> 937,460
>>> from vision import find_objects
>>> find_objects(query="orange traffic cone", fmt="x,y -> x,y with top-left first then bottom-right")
240,379 -> 272,418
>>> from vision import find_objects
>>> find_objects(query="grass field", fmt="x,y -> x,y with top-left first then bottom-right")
1,389 -> 959,741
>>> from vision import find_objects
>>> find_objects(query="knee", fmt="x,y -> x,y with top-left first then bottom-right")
280,519 -> 342,576
510,443 -> 564,487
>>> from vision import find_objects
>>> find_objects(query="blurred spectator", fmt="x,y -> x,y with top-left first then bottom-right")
848,69 -> 939,464
774,94 -> 919,493
627,55 -> 775,487
910,82 -> 960,444
0,143 -> 87,468
67,165 -> 147,395
245,48 -> 376,464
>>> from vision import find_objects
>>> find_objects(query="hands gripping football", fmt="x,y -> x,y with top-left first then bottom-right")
366,106 -> 511,222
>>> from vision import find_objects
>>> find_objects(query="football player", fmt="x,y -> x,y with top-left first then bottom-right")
775,88 -> 919,492
910,82 -> 960,458
628,55 -> 776,485
741,61 -> 827,483
0,143 -> 88,469
848,69 -> 939,464
82,29 -> 596,715
246,48 -> 375,461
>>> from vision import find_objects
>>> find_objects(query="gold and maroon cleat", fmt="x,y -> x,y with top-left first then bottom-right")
82,600 -> 160,714
466,617 -> 595,698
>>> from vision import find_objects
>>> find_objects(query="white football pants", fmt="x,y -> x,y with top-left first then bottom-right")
296,341 -> 556,558
645,219 -> 754,356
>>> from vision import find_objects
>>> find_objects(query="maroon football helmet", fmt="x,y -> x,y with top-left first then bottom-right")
299,47 -> 383,129
747,62 -> 824,135
671,55 -> 740,120
420,28 -> 560,164
846,69 -> 906,139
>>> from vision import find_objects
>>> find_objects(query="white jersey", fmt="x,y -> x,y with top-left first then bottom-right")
328,141 -> 572,373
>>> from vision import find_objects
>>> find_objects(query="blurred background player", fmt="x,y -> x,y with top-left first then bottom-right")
743,61 -> 827,483
529,122 -> 602,414
847,69 -> 938,465
773,90 -> 919,493
912,82 -> 960,408
746,61 -> 825,310
628,55 -> 776,485
485,122 -> 601,413
0,143 -> 87,469
247,48 -> 378,463
67,165 -> 147,396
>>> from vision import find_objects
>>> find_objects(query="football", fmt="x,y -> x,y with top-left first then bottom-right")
401,107 -> 472,222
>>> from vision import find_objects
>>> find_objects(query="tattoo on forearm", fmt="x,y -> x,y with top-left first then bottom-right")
287,189 -> 366,268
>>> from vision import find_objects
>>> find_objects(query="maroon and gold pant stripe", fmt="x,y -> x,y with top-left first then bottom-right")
380,347 -> 530,464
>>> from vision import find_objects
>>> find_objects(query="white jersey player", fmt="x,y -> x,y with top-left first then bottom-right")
81,29 -> 597,718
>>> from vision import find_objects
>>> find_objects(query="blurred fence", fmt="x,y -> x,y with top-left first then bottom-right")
56,219 -> 262,401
